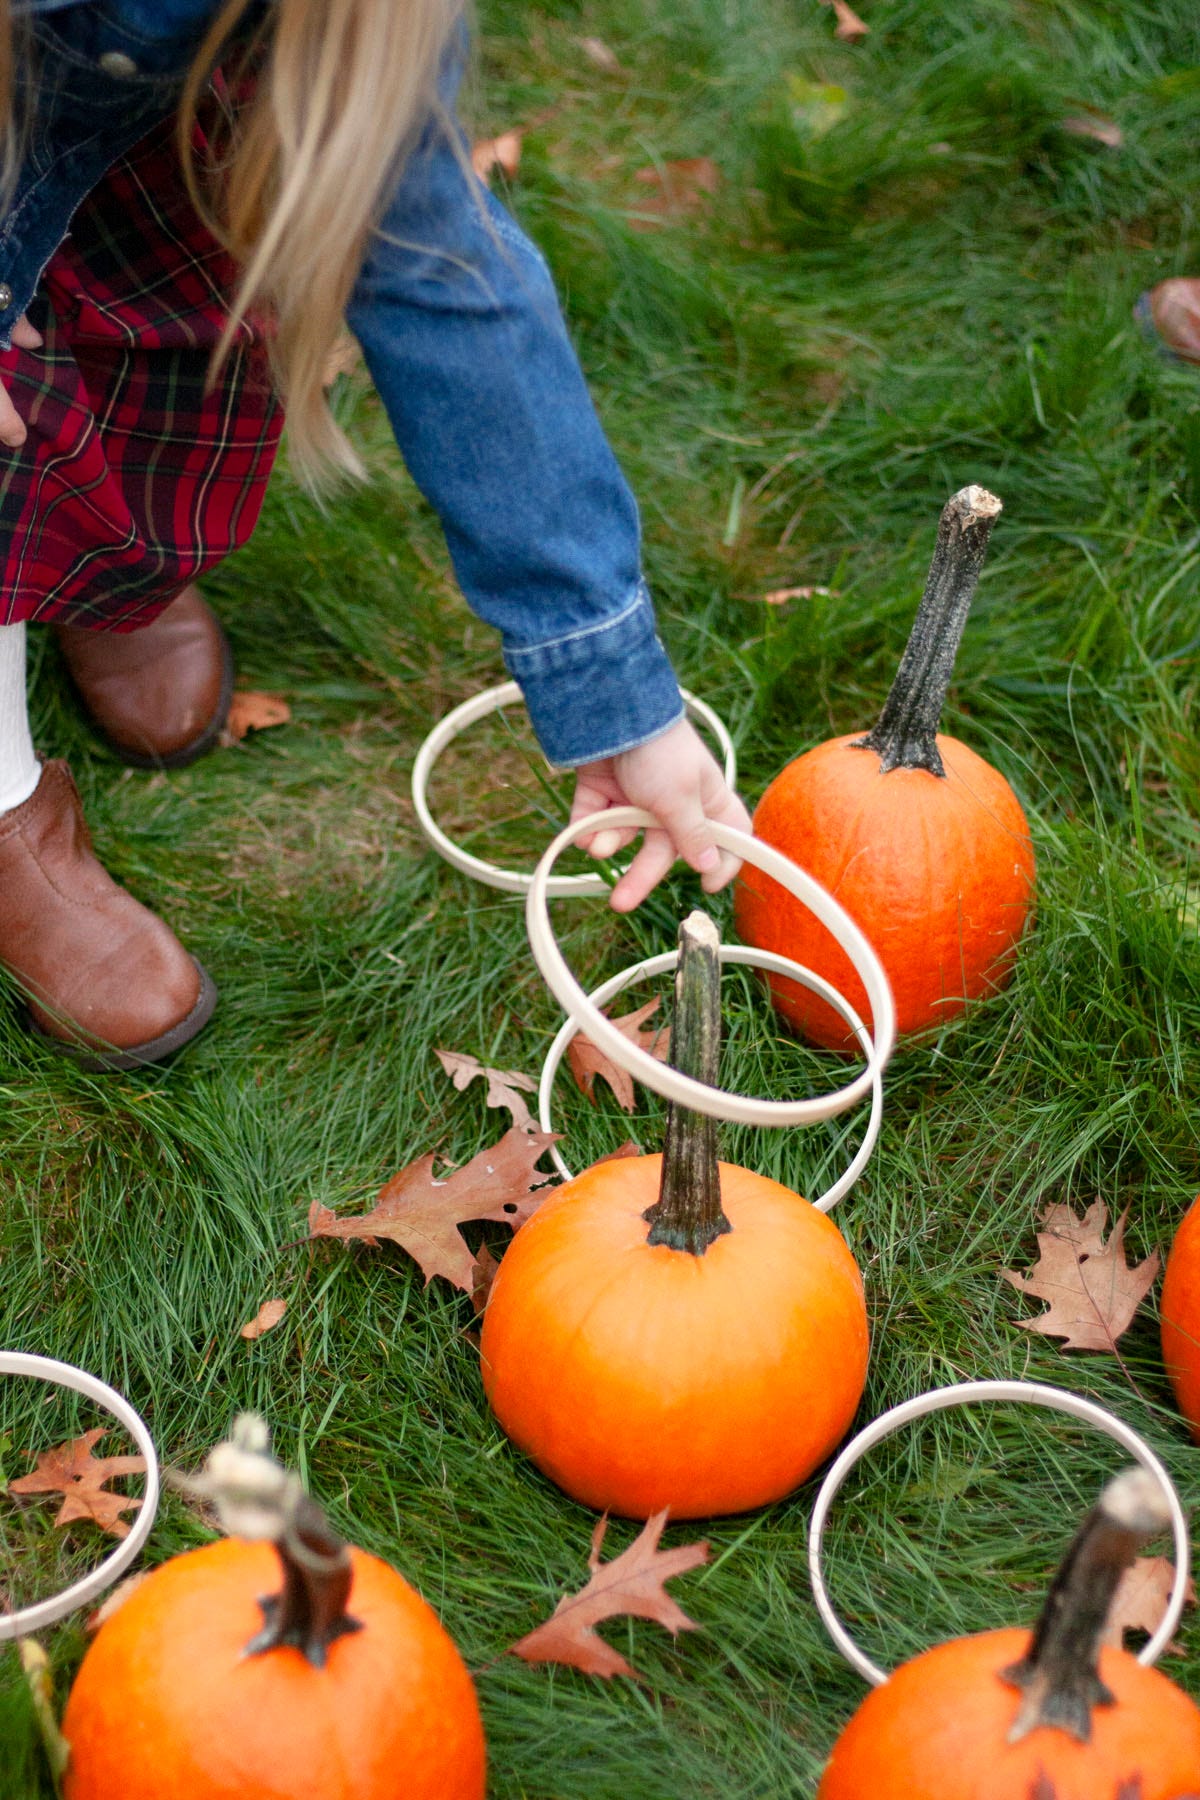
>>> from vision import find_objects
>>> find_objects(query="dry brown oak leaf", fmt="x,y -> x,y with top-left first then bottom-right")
241,1297 -> 287,1340
307,1125 -> 559,1293
821,0 -> 869,40
8,1428 -> 147,1540
1001,1199 -> 1160,1352
508,1510 -> 709,1680
567,998 -> 671,1113
630,157 -> 720,230
471,128 -> 523,183
1101,1556 -> 1197,1656
434,1048 -> 536,1130
221,690 -> 291,744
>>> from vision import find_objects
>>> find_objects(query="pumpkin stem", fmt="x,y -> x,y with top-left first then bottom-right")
182,1413 -> 363,1669
853,484 -> 1003,776
642,911 -> 732,1256
1000,1466 -> 1170,1744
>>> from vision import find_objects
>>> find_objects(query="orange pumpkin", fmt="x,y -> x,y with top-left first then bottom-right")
62,1425 -> 486,1800
1160,1193 -> 1200,1441
735,486 -> 1035,1051
817,1469 -> 1200,1800
480,913 -> 868,1519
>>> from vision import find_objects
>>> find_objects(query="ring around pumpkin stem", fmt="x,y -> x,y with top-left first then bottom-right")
1001,1467 -> 1170,1744
179,1412 -> 362,1668
642,911 -> 733,1256
854,484 -> 1002,777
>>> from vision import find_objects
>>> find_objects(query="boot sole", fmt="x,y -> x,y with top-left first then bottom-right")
92,627 -> 236,772
24,959 -> 219,1072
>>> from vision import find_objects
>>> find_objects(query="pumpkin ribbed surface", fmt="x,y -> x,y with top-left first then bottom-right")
817,1627 -> 1200,1800
1161,1195 -> 1200,1443
734,732 -> 1035,1050
62,1540 -> 486,1800
480,1154 -> 868,1519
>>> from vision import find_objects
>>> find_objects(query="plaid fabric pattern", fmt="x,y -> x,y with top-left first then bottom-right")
0,107 -> 283,631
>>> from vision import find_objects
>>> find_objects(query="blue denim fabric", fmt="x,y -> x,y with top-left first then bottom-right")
1,0 -> 686,766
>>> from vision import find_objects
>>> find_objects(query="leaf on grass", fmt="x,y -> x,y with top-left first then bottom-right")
630,158 -> 720,229
9,1429 -> 147,1540
322,331 -> 361,388
820,0 -> 869,42
435,1048 -> 537,1129
1061,111 -> 1123,149
785,75 -> 849,138
760,585 -> 836,605
508,1510 -> 709,1679
307,1125 -> 559,1292
1101,1555 -> 1196,1655
567,998 -> 671,1113
241,1297 -> 287,1340
1001,1199 -> 1160,1352
85,1570 -> 150,1633
578,36 -> 622,73
595,1139 -> 643,1164
472,129 -> 524,184
470,1242 -> 501,1319
221,691 -> 291,744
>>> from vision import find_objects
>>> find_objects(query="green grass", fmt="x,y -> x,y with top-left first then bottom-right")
5,0 -> 1200,1792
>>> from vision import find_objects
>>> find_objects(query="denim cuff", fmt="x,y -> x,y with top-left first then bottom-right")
504,581 -> 685,769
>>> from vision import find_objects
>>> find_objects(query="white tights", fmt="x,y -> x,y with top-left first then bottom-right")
0,622 -> 41,813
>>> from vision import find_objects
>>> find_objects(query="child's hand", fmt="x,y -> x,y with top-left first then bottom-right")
570,717 -> 753,912
0,314 -> 43,448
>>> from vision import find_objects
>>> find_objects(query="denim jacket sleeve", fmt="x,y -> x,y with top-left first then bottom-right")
345,78 -> 685,768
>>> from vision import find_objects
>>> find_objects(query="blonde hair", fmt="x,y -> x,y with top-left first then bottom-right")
1,0 -> 466,488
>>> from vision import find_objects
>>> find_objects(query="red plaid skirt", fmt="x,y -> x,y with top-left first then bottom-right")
0,111 -> 283,632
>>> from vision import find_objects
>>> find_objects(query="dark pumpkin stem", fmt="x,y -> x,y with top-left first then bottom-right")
173,1413 -> 363,1670
1001,1467 -> 1170,1744
245,1491 -> 363,1669
642,911 -> 732,1256
853,484 -> 1003,777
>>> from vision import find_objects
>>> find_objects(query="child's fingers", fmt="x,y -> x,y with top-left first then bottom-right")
608,828 -> 675,912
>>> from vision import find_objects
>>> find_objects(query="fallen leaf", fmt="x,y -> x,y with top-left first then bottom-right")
9,1429 -> 147,1540
307,1125 -> 559,1292
85,1570 -> 150,1633
435,1048 -> 537,1129
240,1297 -> 287,1340
820,0 -> 869,41
578,35 -> 622,73
470,1242 -> 501,1318
321,331 -> 361,388
567,998 -> 671,1113
1001,1199 -> 1160,1352
785,75 -> 849,138
630,157 -> 720,229
472,128 -> 524,184
1061,112 -> 1123,149
508,1511 -> 709,1679
1102,1556 -> 1196,1655
760,585 -> 836,605
222,691 -> 291,744
595,1140 -> 643,1164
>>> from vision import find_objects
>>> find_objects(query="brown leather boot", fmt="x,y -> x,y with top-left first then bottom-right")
0,761 -> 217,1070
53,586 -> 234,768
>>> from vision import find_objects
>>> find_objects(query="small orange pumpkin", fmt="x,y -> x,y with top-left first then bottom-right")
1160,1194 -> 1200,1441
62,1421 -> 486,1800
817,1468 -> 1200,1800
480,913 -> 868,1519
735,486 -> 1035,1051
